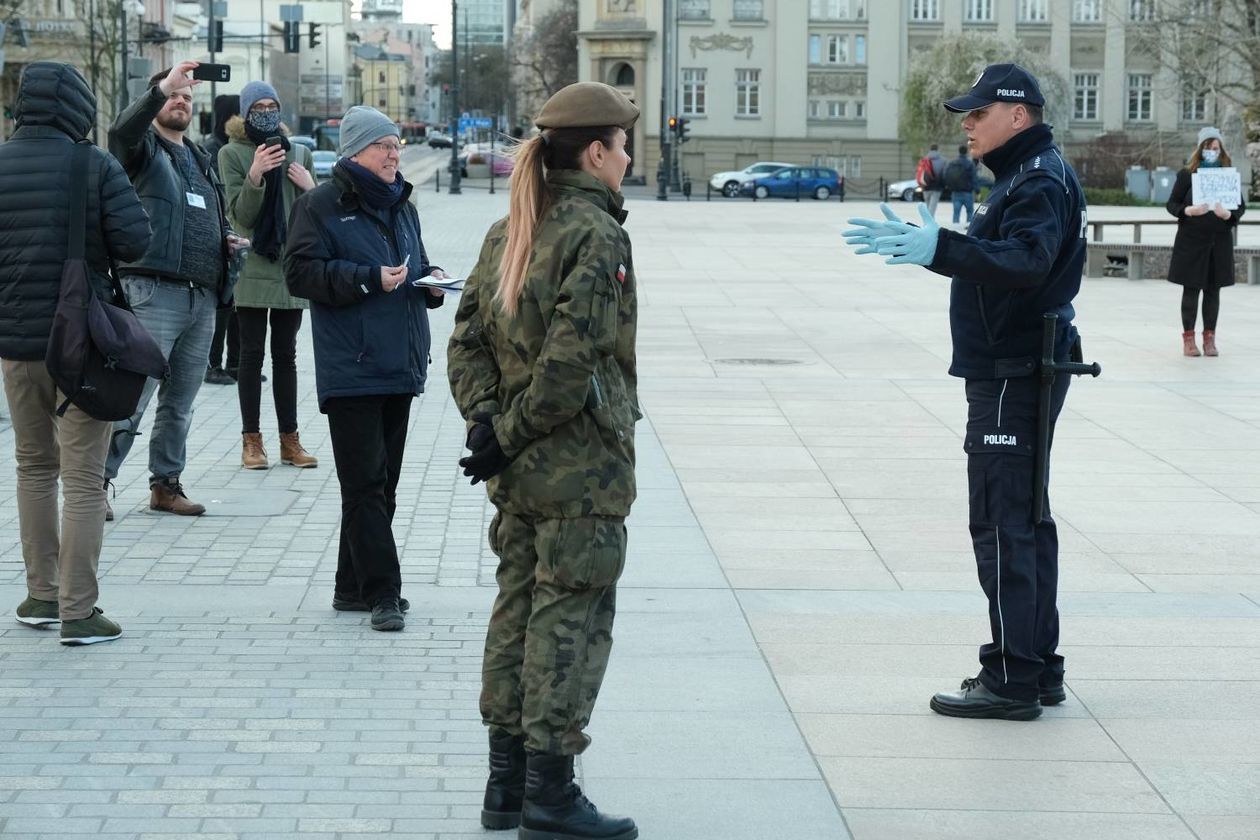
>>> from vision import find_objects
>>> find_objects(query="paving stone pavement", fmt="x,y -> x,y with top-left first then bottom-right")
1,157 -> 1258,839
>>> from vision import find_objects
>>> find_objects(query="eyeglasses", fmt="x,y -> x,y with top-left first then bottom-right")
250,104 -> 280,113
370,142 -> 403,154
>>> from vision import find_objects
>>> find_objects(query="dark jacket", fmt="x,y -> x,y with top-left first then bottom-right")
944,154 -> 978,193
284,165 -> 443,410
0,62 -> 152,362
929,124 -> 1086,380
108,85 -> 231,290
1166,167 -> 1244,289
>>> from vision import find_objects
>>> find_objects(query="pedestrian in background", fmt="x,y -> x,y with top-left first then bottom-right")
917,143 -> 947,218
0,62 -> 151,644
448,82 -> 641,840
845,64 -> 1087,722
945,143 -> 979,224
203,93 -> 243,386
1166,126 -> 1244,357
219,81 -> 318,470
105,60 -> 247,518
284,106 -> 447,631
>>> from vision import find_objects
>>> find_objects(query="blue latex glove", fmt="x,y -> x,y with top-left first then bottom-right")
843,203 -> 907,255
874,203 -> 941,266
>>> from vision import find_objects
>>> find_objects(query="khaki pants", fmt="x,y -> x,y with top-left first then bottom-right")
1,359 -> 111,620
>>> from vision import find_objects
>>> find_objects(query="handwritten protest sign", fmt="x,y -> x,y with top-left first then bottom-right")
1191,167 -> 1242,210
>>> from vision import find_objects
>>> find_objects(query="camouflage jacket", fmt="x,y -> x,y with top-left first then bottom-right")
448,170 -> 639,519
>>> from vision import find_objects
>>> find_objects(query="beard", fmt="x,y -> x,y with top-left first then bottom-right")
156,109 -> 191,132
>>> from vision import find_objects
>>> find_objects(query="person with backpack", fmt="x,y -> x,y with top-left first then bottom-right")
945,144 -> 979,224
917,143 -> 947,218
0,62 -> 151,645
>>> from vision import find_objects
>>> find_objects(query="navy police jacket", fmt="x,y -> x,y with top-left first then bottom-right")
929,124 -> 1086,380
284,164 -> 443,410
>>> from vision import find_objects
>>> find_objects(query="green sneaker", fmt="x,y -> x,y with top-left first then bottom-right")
59,608 -> 122,646
15,596 -> 60,627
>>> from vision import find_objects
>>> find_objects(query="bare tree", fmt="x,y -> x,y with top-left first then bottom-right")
511,0 -> 577,124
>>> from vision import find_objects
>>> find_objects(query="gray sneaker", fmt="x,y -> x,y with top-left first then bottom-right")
59,608 -> 122,646
15,596 -> 59,627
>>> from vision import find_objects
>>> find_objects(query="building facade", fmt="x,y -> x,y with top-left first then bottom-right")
462,0 -> 510,46
578,0 -> 1242,188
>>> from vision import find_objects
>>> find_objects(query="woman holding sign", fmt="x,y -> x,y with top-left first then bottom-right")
1166,126 -> 1244,357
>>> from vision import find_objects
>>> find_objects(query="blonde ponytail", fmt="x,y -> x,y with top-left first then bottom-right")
496,135 -> 549,316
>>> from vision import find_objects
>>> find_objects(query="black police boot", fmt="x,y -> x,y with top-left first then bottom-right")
930,676 -> 1042,721
481,731 -> 526,830
518,752 -> 638,840
1039,681 -> 1067,706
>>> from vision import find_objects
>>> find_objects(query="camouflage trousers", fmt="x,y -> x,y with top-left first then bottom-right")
480,511 -> 627,756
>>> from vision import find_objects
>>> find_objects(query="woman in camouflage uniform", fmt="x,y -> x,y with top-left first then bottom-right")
448,82 -> 640,840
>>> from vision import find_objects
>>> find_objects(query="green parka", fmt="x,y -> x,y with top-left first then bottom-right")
218,116 -> 314,309
448,170 -> 640,519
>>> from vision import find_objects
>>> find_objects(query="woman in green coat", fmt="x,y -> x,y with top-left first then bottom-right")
218,81 -> 318,470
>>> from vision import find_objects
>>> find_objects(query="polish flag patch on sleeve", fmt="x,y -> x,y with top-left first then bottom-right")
616,263 -> 626,284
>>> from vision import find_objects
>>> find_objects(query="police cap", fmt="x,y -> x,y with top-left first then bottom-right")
944,63 -> 1046,113
534,82 -> 640,131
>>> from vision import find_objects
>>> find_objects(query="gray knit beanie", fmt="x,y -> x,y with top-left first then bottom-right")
1197,126 -> 1223,148
239,80 -> 279,115
339,106 -> 400,158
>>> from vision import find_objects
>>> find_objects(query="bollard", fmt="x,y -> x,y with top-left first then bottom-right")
706,182 -> 711,202
435,171 -> 440,192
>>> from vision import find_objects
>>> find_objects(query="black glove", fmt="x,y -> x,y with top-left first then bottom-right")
460,417 -> 512,485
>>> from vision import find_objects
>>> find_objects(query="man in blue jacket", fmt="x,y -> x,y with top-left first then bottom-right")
845,64 -> 1087,721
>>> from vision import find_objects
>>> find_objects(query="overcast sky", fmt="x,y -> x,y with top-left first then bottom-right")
402,0 -> 453,47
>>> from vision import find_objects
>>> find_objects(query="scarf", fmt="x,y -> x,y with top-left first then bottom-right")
337,158 -> 405,211
243,119 -> 290,261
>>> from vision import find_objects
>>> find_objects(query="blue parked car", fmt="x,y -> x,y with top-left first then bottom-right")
741,166 -> 844,201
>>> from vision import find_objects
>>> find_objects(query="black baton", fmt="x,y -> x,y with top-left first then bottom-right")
1034,313 -> 1101,524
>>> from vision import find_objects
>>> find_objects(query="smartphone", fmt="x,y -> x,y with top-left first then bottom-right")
265,136 -> 282,147
192,63 -> 231,83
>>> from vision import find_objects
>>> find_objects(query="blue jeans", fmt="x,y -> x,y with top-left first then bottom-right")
105,276 -> 217,484
952,191 -> 975,223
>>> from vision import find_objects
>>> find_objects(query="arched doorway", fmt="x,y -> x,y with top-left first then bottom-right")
608,63 -> 637,179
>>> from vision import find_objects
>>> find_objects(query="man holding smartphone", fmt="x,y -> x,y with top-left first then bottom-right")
105,60 -> 246,518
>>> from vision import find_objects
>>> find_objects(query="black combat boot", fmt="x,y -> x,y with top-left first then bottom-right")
481,731 -> 526,829
518,752 -> 638,840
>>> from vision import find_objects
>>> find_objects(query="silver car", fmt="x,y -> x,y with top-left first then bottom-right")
311,150 -> 337,181
888,178 -> 923,202
709,161 -> 794,198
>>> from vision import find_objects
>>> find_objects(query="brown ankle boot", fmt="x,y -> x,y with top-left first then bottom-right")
241,433 -> 269,469
279,431 -> 318,468
149,480 -> 205,516
1202,330 -> 1219,357
1182,330 -> 1201,357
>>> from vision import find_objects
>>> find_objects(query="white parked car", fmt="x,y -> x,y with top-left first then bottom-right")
887,178 -> 923,202
710,161 -> 794,198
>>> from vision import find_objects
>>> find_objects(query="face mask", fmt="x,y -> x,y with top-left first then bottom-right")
247,110 -> 281,134
1201,148 -> 1220,164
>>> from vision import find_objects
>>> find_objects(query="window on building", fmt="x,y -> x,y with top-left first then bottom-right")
679,0 -> 711,20
965,0 -> 993,21
1185,0 -> 1212,19
808,99 -> 821,118
1127,73 -> 1153,120
910,0 -> 940,20
810,0 -> 866,18
1019,0 -> 1048,21
828,34 -> 848,64
849,156 -> 862,177
1073,0 -> 1102,21
733,0 -> 763,20
1129,0 -> 1156,21
1073,72 -> 1099,120
379,71 -> 386,84
379,98 -> 387,108
1182,84 -> 1208,121
828,100 -> 847,118
682,68 -> 707,115
736,68 -> 761,116
808,34 -> 822,64
854,100 -> 866,118
854,34 -> 866,64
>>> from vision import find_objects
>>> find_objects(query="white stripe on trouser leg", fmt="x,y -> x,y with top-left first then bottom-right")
997,378 -> 1008,427
995,525 -> 1007,683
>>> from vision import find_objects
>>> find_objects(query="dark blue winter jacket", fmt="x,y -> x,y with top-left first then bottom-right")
929,124 -> 1086,379
284,165 -> 443,410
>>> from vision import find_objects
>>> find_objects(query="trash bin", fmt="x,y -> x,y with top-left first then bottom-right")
1151,166 -> 1176,204
1125,166 -> 1152,201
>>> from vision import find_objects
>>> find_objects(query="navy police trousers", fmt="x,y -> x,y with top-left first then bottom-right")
963,374 -> 1070,703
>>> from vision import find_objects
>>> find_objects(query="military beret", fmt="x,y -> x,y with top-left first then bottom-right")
534,82 -> 640,131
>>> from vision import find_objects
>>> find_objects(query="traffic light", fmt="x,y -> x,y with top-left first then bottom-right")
667,115 -> 678,135
676,117 -> 690,143
208,20 -> 223,53
283,20 -> 300,53
308,23 -> 321,49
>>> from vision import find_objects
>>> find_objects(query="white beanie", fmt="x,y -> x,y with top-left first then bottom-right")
1197,126 -> 1223,148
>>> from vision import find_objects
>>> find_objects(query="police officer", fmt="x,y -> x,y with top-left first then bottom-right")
448,82 -> 640,839
845,64 -> 1087,721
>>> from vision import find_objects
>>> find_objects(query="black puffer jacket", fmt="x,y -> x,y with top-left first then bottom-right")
0,62 -> 152,361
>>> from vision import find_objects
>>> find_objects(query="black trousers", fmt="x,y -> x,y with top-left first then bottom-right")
964,374 -> 1070,702
236,307 -> 302,434
208,306 -> 239,371
325,393 -> 412,607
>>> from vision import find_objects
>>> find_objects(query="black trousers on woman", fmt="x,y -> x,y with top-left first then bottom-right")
208,306 -> 239,372
325,393 -> 412,608
236,307 -> 302,434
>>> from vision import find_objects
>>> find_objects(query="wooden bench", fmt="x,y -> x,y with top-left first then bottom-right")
1087,241 -> 1260,283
